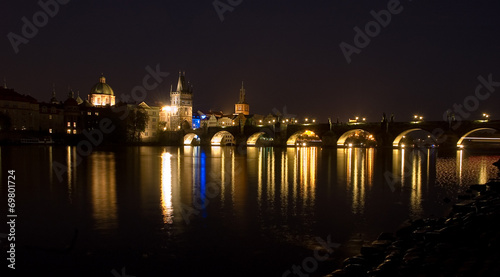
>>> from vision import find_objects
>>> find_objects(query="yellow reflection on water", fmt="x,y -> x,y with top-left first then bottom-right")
457,150 -> 463,185
90,152 -> 117,231
410,151 -> 423,218
339,148 -> 374,214
161,152 -> 173,224
257,147 -> 263,209
253,147 -> 318,214
66,146 -> 77,202
281,151 -> 289,217
268,148 -> 275,205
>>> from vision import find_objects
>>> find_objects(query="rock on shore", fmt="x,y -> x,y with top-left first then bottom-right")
325,181 -> 500,277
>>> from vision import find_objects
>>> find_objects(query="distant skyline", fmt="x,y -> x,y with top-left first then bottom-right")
2,0 -> 500,122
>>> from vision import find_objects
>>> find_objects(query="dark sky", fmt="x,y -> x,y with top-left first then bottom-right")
2,0 -> 500,122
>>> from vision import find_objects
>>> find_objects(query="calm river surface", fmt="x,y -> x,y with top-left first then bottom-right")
1,145 -> 500,276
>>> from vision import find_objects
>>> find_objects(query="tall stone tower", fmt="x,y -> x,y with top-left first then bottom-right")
234,82 -> 249,115
170,71 -> 193,129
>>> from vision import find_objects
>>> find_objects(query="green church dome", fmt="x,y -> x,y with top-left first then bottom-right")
90,75 -> 114,96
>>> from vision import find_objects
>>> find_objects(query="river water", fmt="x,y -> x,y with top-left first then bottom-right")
1,145 -> 499,276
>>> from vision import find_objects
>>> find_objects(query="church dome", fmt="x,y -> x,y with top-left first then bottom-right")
90,75 -> 114,96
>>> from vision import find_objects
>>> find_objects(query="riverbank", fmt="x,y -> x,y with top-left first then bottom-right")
325,180 -> 500,276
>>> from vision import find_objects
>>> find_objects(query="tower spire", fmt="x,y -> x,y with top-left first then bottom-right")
99,73 -> 106,83
50,83 -> 58,104
176,70 -> 186,92
239,81 -> 246,104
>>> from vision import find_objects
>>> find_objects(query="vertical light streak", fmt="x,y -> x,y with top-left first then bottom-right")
161,152 -> 173,224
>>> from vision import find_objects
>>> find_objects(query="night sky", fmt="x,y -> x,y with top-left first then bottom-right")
2,0 -> 500,122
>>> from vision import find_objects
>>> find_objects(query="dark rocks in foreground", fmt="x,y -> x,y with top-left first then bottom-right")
325,181 -> 500,277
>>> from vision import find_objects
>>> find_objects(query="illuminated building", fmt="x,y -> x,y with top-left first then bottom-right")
39,86 -> 64,134
88,74 -> 116,107
138,102 -> 160,142
234,82 -> 249,115
169,71 -> 193,130
63,90 -> 80,134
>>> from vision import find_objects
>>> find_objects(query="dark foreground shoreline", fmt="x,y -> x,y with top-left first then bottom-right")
324,181 -> 500,277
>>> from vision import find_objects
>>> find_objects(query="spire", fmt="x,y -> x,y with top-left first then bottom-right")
75,90 -> 83,104
68,86 -> 74,99
50,83 -> 58,104
176,70 -> 187,92
99,73 -> 106,83
238,81 -> 246,104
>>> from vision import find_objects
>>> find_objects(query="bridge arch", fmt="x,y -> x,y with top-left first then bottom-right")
336,129 -> 375,147
392,128 -> 437,147
246,132 -> 274,146
287,130 -> 321,146
211,131 -> 235,146
457,127 -> 498,147
183,133 -> 200,145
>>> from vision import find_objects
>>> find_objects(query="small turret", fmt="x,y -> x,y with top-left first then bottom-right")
50,83 -> 59,104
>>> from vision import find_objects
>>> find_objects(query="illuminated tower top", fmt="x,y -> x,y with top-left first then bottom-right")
235,82 -> 249,115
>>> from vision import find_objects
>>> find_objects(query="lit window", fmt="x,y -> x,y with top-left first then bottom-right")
67,129 -> 71,134
95,112 -> 99,116
49,115 -> 52,120
73,130 -> 76,134
73,122 -> 76,127
49,129 -> 52,133
88,112 -> 91,115
67,122 -> 71,127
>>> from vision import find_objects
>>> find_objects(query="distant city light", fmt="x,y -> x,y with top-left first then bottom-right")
412,114 -> 424,122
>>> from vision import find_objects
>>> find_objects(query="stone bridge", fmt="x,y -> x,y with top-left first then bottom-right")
178,120 -> 500,148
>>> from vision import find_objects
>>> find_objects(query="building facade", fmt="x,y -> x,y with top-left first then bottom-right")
0,86 -> 39,131
170,72 -> 193,130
